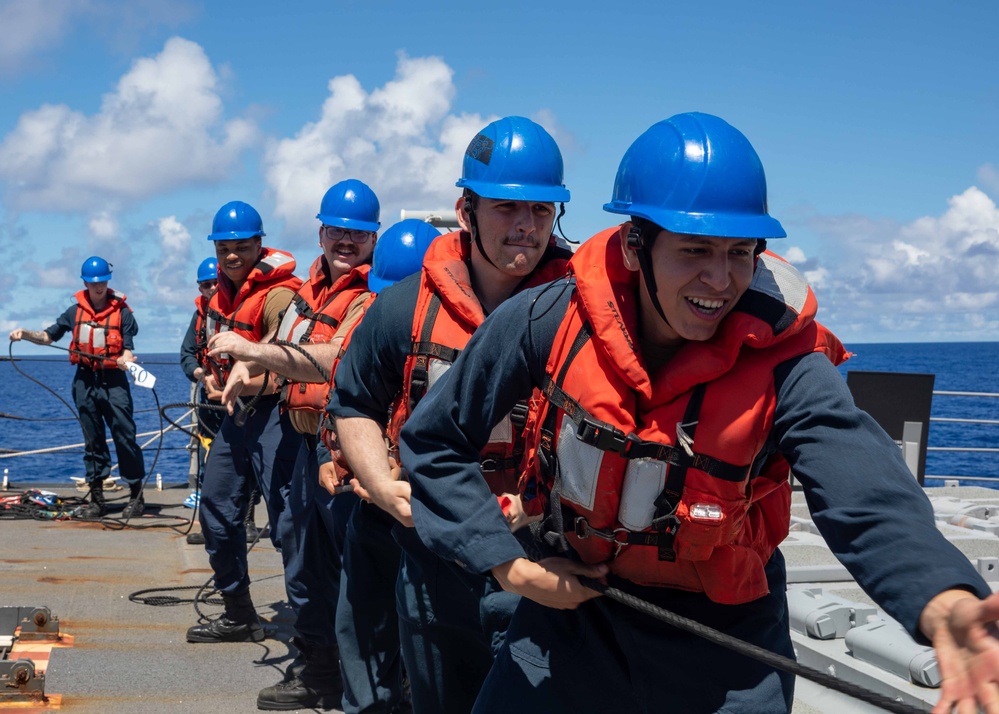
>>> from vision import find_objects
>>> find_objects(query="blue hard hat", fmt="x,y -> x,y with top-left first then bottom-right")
196,258 -> 218,283
207,200 -> 266,241
81,256 -> 113,283
456,116 -> 570,203
317,179 -> 381,232
603,112 -> 785,239
368,219 -> 440,294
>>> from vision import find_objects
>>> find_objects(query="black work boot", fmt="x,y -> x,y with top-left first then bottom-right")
245,500 -> 261,543
256,640 -> 343,711
75,480 -> 107,518
122,481 -> 145,518
186,591 -> 265,643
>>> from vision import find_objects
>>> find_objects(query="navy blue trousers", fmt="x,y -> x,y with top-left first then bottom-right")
199,395 -> 302,595
277,437 -> 357,647
472,552 -> 796,714
336,501 -> 405,714
72,367 -> 145,485
395,527 -> 518,714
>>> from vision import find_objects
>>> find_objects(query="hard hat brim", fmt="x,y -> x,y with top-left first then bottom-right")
207,230 -> 266,241
316,215 -> 380,232
82,273 -> 113,283
603,202 -> 786,240
457,179 -> 570,204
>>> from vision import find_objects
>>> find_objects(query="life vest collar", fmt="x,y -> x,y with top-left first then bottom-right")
568,226 -> 826,400
215,247 -> 297,314
421,232 -> 486,327
74,288 -> 127,320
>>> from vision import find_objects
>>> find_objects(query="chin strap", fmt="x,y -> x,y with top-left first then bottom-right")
463,191 -> 500,270
627,220 -> 671,328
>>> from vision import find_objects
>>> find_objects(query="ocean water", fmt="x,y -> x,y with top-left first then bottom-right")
0,353 -> 199,487
1,343 -> 997,487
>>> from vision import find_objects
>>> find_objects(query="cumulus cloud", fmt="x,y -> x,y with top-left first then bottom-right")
145,216 -> 193,307
0,37 -> 258,212
793,186 -> 999,341
264,53 -> 497,245
0,0 -> 197,74
0,0 -> 83,73
89,211 -> 119,240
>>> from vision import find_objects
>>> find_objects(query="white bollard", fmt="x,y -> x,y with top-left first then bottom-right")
2,468 -> 8,491
156,473 -> 163,491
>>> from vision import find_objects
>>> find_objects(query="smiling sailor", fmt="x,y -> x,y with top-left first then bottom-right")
330,116 -> 573,714
185,200 -> 304,645
398,112 -> 999,714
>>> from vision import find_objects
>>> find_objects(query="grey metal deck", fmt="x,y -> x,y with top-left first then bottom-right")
1,482 -> 340,714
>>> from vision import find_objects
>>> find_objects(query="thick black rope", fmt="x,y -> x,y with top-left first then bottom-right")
8,345 -> 178,365
573,578 -> 927,713
0,406 -> 165,421
270,338 -> 332,383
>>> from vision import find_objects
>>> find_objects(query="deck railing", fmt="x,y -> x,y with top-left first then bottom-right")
926,390 -> 999,485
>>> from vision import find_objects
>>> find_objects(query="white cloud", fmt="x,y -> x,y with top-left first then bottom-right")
0,0 -> 197,74
28,249 -> 85,291
146,215 -> 193,306
89,211 -> 119,240
798,186 -> 999,341
264,53 -> 492,245
0,0 -> 82,73
0,37 -> 258,212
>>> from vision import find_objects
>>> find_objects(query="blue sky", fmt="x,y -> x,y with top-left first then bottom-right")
1,0 -> 997,354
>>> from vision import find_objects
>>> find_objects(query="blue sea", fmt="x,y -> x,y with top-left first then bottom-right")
1,343 -> 997,488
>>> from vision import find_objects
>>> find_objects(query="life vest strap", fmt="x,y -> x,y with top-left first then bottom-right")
206,307 -> 254,333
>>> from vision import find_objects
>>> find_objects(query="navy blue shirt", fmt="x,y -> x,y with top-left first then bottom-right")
180,310 -> 200,382
328,272 -> 420,425
45,298 -> 138,351
399,280 -> 992,640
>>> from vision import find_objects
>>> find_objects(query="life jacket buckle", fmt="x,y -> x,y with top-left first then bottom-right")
576,417 -> 632,455
573,517 -> 630,557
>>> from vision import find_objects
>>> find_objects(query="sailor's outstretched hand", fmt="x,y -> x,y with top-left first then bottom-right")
491,557 -> 609,610
922,589 -> 999,713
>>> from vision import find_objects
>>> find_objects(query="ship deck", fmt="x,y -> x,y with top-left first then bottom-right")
1,482 -> 338,714
3,482 -> 999,714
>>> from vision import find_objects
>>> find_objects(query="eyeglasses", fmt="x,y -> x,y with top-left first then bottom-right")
322,225 -> 373,244
198,280 -> 217,290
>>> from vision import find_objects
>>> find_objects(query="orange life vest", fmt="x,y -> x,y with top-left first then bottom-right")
319,291 -> 377,466
204,247 -> 302,384
520,226 -> 848,604
277,257 -> 371,415
69,289 -> 130,370
388,230 -> 572,496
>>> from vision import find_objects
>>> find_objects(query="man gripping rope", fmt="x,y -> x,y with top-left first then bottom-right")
399,113 -> 999,714
185,200 -> 303,644
330,116 -> 573,714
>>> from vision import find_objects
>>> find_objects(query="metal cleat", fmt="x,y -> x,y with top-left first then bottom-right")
787,588 -> 878,640
0,658 -> 46,703
845,620 -> 940,687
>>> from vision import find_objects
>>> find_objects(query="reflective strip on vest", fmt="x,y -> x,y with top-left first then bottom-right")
754,253 -> 808,314
277,304 -> 311,344
77,323 -> 106,348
